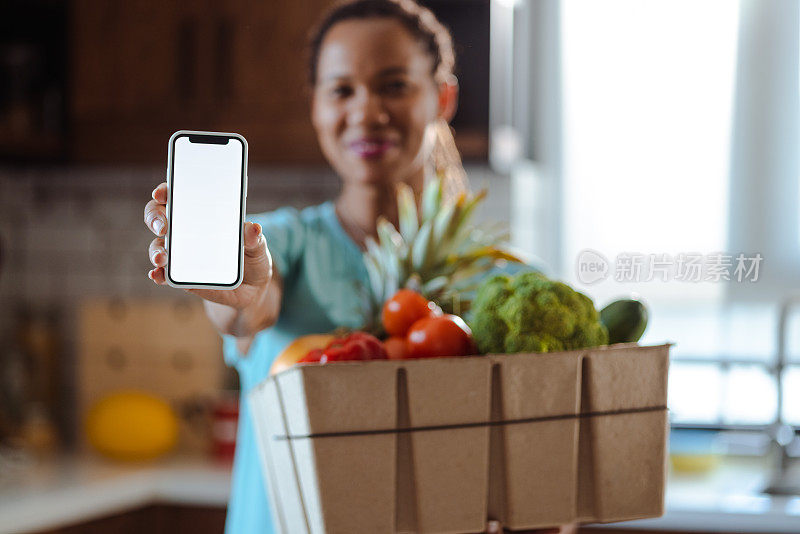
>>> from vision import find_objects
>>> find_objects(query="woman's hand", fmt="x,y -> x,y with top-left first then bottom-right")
486,521 -> 577,534
144,182 -> 281,339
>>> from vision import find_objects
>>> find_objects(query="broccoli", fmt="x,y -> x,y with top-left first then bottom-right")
468,270 -> 608,354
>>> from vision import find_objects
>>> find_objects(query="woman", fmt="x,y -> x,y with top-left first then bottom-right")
144,1 -> 569,532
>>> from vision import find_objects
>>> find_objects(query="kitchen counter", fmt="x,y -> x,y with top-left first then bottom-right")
597,456 -> 800,533
0,454 -> 231,534
1,454 -> 800,533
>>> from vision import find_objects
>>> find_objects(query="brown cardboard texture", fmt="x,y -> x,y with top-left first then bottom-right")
78,298 -> 223,454
250,343 -> 669,533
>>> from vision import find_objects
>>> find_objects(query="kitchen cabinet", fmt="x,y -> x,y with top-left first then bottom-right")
202,0 -> 329,163
70,0 -> 334,164
68,0 -> 489,164
70,0 -> 184,163
0,0 -> 69,162
32,504 -> 226,534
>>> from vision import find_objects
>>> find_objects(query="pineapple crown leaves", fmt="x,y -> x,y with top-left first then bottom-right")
397,185 -> 419,242
420,177 -> 443,223
356,177 -> 528,333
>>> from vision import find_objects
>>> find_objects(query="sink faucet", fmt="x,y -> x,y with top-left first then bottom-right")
763,296 -> 800,495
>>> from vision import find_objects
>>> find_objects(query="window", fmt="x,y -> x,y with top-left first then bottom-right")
496,0 -> 800,428
559,0 -> 739,306
556,0 -> 800,428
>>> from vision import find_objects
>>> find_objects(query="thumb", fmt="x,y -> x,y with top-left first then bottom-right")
244,222 -> 265,254
242,222 -> 272,284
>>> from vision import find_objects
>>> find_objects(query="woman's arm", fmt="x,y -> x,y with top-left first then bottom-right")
203,268 -> 284,354
144,181 -> 284,356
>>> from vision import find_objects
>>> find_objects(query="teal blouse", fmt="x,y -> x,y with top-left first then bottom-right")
222,201 -> 370,534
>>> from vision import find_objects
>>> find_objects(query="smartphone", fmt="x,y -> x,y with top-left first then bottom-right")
165,130 -> 248,290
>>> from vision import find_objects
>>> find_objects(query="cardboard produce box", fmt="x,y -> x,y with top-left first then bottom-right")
78,298 -> 224,454
250,342 -> 670,534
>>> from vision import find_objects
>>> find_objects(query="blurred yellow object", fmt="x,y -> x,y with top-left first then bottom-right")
270,334 -> 336,375
670,453 -> 720,473
86,391 -> 178,461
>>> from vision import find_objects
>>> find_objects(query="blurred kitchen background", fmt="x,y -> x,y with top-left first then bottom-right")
1,0 -> 799,532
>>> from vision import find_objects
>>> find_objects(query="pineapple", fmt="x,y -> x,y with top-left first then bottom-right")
358,177 -> 525,335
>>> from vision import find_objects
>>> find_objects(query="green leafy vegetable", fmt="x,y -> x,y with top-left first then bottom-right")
469,271 -> 609,354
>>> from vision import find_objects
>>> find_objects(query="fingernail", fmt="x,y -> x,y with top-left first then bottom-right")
148,269 -> 154,280
153,219 -> 164,235
152,188 -> 158,199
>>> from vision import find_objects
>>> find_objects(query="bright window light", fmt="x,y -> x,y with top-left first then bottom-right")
668,363 -> 723,423
560,0 -> 740,306
722,366 -> 777,425
783,368 -> 800,425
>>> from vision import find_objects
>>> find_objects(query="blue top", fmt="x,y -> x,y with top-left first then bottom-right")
221,201 -> 370,534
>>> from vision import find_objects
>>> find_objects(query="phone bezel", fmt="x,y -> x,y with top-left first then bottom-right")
165,129 -> 248,290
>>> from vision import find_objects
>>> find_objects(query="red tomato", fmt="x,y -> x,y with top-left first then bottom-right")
311,332 -> 388,363
383,336 -> 410,360
382,289 -> 441,337
406,315 -> 476,359
298,349 -> 323,364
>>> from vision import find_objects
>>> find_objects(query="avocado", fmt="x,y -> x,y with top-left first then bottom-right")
600,298 -> 649,344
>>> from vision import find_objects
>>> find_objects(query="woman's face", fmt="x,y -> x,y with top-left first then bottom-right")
311,18 -> 443,186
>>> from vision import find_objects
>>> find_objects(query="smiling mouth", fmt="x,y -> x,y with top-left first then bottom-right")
349,139 -> 397,159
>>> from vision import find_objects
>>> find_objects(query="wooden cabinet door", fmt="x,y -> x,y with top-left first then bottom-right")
68,0 -> 489,163
210,0 -> 332,163
35,505 -> 227,534
70,0 -> 186,162
69,0 -> 333,163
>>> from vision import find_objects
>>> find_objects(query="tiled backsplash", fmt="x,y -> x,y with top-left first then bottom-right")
0,165 -> 507,308
0,167 -> 335,307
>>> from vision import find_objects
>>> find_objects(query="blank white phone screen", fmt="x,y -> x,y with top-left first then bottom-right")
169,136 -> 244,285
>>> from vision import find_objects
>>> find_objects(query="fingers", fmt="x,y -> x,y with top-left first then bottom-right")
486,520 -> 503,534
185,287 -> 235,306
485,521 -> 563,534
146,217 -> 270,289
148,266 -> 167,285
148,237 -> 166,268
152,182 -> 168,204
144,182 -> 168,235
144,199 -> 167,236
147,236 -> 167,285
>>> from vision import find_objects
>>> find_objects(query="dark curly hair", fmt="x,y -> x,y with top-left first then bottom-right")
307,0 -> 456,86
